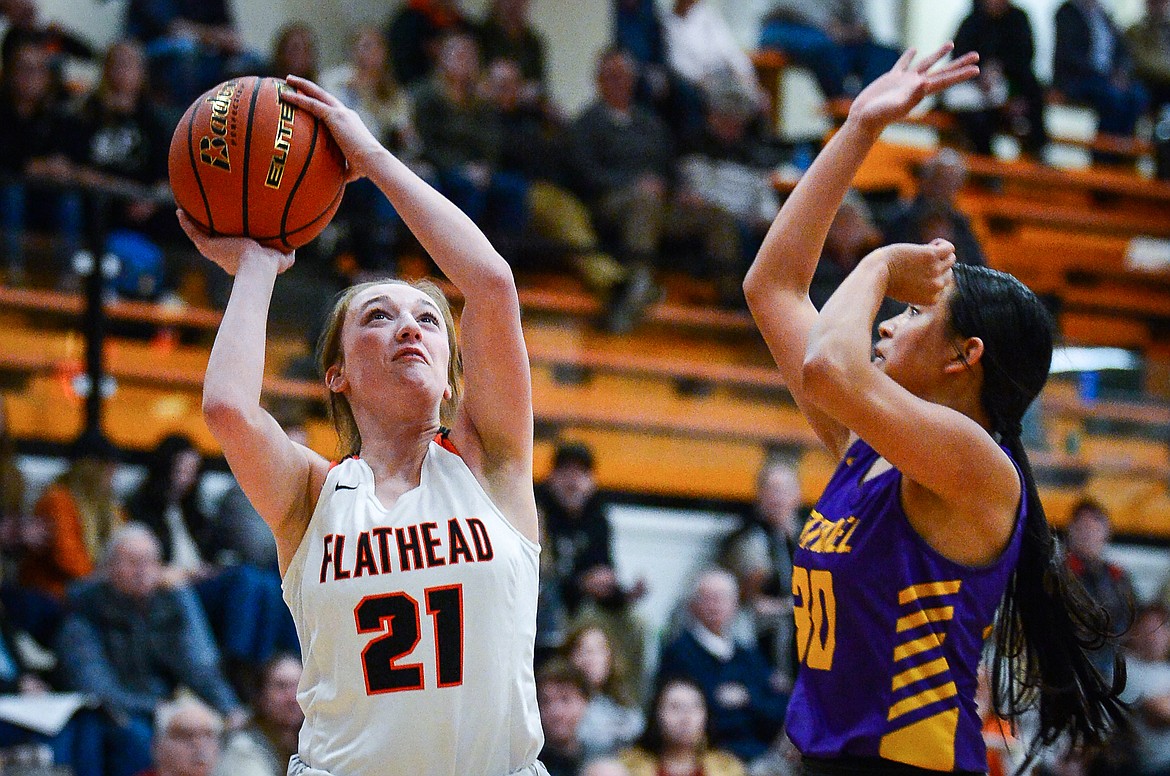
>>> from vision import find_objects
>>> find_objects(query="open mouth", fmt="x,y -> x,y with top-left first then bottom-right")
394,348 -> 428,363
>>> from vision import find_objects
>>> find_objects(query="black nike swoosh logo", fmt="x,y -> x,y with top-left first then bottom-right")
335,484 -> 358,491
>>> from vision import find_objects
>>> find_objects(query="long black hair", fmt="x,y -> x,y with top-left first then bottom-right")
635,675 -> 713,757
948,264 -> 1127,756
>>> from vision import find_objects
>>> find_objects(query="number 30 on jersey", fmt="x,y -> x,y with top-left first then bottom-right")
792,567 -> 837,670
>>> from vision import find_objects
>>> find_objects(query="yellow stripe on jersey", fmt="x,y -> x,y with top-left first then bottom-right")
891,657 -> 951,692
887,681 -> 958,721
897,580 -> 962,605
896,606 -> 955,633
893,632 -> 947,662
879,708 -> 959,771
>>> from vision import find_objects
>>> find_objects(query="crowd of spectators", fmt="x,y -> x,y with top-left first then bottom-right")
0,0 -> 1166,771
0,0 -> 1164,331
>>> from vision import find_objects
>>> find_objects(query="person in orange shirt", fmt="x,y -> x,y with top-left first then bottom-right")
20,451 -> 123,599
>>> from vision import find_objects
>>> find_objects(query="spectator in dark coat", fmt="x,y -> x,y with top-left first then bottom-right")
386,0 -> 475,87
57,525 -> 244,776
949,0 -> 1049,157
884,149 -> 986,268
0,39 -> 82,285
569,47 -> 741,332
1065,498 -> 1135,681
1053,0 -> 1149,141
657,568 -> 788,767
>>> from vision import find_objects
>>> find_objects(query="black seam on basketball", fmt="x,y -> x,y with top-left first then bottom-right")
251,182 -> 345,243
279,111 -> 321,249
241,76 -> 262,237
186,104 -> 216,234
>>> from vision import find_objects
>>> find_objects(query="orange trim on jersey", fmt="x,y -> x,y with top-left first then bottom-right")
434,429 -> 460,456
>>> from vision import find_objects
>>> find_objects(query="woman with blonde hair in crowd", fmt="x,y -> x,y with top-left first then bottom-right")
564,619 -> 645,757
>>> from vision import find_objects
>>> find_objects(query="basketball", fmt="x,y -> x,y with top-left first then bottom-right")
168,76 -> 347,251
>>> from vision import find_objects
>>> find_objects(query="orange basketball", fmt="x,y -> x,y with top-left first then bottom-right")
169,76 -> 347,251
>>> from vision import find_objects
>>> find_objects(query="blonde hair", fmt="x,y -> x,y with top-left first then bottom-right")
317,278 -> 463,458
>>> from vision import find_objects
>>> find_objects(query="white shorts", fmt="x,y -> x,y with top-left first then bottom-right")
288,754 -> 551,776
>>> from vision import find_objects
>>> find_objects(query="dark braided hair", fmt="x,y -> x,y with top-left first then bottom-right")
948,264 -> 1127,760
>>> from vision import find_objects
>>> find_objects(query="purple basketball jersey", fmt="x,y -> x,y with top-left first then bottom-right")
785,437 -> 1024,772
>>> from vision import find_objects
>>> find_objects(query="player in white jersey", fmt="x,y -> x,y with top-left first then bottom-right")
179,75 -> 546,776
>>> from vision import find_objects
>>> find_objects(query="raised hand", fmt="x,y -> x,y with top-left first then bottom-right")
177,210 -> 294,276
849,44 -> 979,136
877,239 -> 956,306
281,75 -> 386,182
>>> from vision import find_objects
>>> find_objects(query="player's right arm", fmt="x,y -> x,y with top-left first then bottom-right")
182,214 -> 331,569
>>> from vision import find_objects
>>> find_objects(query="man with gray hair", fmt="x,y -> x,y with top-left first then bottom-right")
56,524 -> 244,776
144,697 -> 224,776
657,567 -> 788,771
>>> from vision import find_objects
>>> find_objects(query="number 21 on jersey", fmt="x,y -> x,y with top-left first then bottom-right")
792,567 -> 837,670
355,584 -> 464,695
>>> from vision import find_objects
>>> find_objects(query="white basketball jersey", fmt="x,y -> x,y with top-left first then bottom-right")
282,438 -> 544,776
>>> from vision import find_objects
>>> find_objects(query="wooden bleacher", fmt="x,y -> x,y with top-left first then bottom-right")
1,279 -> 1168,534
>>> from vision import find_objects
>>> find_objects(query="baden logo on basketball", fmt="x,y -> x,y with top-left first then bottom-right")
198,80 -> 237,172
266,86 -> 296,190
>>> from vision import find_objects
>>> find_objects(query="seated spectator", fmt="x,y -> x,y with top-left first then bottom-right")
57,525 -> 245,776
123,0 -> 262,108
127,434 -> 294,694
413,33 -> 527,238
717,455 -> 804,688
1117,604 -> 1170,773
214,653 -> 302,776
569,47 -> 741,332
884,149 -> 986,267
386,0 -> 475,87
483,57 -> 628,306
758,0 -> 899,100
1053,0 -> 1149,148
657,568 -> 787,768
538,658 -> 591,776
268,22 -> 318,82
807,189 -> 883,314
67,40 -> 177,278
564,621 -> 644,758
677,86 -> 784,306
0,0 -> 94,82
614,0 -> 704,140
478,0 -> 547,105
948,0 -> 1049,158
618,676 -> 746,776
0,40 -> 82,286
665,0 -> 765,112
139,697 -> 223,776
536,442 -> 647,696
322,25 -> 423,272
0,597 -> 108,776
1127,0 -> 1170,114
1064,498 -> 1134,680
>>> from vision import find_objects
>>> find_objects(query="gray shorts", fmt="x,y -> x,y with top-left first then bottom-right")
288,754 -> 551,776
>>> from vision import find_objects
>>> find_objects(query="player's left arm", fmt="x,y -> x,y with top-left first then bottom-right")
283,76 -> 537,543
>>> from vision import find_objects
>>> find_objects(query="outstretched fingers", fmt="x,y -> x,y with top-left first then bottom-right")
894,48 -> 917,72
914,42 -> 956,74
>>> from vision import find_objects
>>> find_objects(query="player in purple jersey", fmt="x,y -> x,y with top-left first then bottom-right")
743,44 -> 1126,774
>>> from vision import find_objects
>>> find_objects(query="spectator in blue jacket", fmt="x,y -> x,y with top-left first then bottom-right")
657,567 -> 788,768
